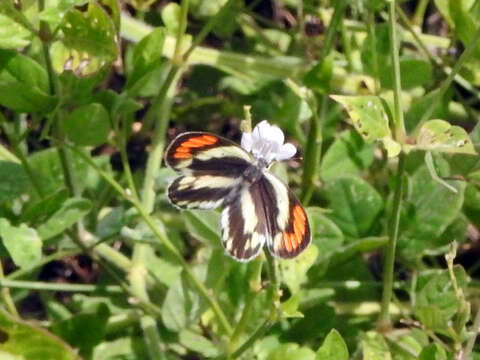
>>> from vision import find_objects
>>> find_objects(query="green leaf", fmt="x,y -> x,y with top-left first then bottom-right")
178,329 -> 220,358
414,266 -> 468,332
280,294 -> 304,318
307,207 -> 344,278
399,163 -> 466,257
0,81 -> 58,113
0,161 -> 29,202
126,27 -> 166,95
50,2 -> 118,76
418,344 -> 447,360
380,58 -> 433,90
408,119 -> 476,154
266,343 -> 316,360
304,54 -> 333,93
0,4 -> 32,49
362,332 -> 391,360
28,147 -> 104,197
184,210 -> 221,248
162,270 -> 204,331
316,329 -> 349,360
51,304 -> 110,356
330,95 -> 400,157
37,198 -> 92,241
63,103 -> 111,146
279,244 -> 318,293
0,50 -> 49,92
322,177 -> 383,238
405,89 -> 451,133
92,336 -> 149,360
161,3 -> 181,34
0,310 -> 77,360
320,130 -> 375,181
0,218 -> 42,269
448,1 -> 480,59
38,0 -> 90,30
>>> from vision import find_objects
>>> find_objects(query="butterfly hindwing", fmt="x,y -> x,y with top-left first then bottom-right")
165,132 -> 252,174
260,172 -> 311,259
220,172 -> 310,261
221,185 -> 267,261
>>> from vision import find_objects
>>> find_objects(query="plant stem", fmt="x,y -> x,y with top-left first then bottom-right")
0,262 -> 19,318
379,152 -> 405,329
301,0 -> 348,204
229,252 -> 279,358
387,0 -> 406,141
463,305 -> 480,360
411,0 -> 430,27
366,10 -> 380,94
230,317 -> 274,359
228,256 -> 263,353
379,0 -> 406,329
301,95 -> 321,205
0,279 -> 122,293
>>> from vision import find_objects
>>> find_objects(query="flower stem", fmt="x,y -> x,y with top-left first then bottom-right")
387,0 -> 406,141
379,152 -> 405,329
379,0 -> 406,329
228,256 -> 263,353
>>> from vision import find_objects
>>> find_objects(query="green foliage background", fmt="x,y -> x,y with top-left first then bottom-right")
0,0 -> 480,359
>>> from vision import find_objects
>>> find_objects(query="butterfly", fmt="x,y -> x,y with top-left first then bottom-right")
164,120 -> 311,262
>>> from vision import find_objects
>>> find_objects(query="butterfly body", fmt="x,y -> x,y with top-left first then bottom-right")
165,126 -> 311,262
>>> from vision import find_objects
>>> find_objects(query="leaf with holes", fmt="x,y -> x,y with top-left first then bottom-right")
408,119 -> 476,155
50,2 -> 118,76
331,95 -> 400,157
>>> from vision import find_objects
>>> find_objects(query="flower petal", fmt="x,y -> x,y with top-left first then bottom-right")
241,132 -> 253,152
275,143 -> 297,161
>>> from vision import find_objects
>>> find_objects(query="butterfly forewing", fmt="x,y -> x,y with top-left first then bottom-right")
165,132 -> 252,173
165,132 -> 253,210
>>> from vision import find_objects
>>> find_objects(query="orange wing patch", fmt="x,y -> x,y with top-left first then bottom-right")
282,205 -> 307,253
173,135 -> 218,159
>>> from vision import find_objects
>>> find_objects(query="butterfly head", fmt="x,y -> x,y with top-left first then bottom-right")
240,120 -> 297,167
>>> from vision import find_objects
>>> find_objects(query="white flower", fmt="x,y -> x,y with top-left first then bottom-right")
241,120 -> 297,164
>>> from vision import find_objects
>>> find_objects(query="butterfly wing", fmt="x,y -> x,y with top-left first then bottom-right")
220,172 -> 310,261
221,185 -> 267,261
165,132 -> 253,174
259,172 -> 311,259
165,132 -> 253,210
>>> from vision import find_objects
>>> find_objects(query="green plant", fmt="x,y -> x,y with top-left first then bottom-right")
0,0 -> 480,359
